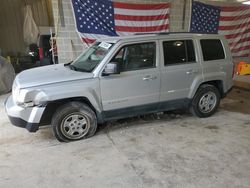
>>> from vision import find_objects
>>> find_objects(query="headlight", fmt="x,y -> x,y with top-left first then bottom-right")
16,89 -> 29,105
14,89 -> 48,107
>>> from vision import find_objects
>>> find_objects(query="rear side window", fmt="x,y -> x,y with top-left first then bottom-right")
163,40 -> 196,65
200,39 -> 225,61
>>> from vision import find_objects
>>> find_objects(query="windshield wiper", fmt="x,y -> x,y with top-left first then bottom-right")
64,61 -> 78,71
64,61 -> 73,67
64,61 -> 91,72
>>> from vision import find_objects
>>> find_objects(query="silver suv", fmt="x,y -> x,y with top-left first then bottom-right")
5,33 -> 234,142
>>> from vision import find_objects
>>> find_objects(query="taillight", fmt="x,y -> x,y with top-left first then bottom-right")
39,48 -> 44,60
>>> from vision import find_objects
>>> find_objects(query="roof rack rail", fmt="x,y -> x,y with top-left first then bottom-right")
134,32 -> 217,35
134,32 -> 170,35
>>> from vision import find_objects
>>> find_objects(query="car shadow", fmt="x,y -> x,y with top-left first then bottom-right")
96,110 -> 190,135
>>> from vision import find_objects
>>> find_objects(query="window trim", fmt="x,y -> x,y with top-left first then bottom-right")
162,39 -> 197,66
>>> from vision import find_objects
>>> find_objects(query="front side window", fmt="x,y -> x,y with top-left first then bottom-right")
71,42 -> 113,72
163,40 -> 196,65
200,39 -> 225,61
111,42 -> 156,71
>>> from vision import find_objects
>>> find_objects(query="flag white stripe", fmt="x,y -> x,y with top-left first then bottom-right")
114,8 -> 169,16
219,18 -> 250,27
220,10 -> 250,17
232,50 -> 250,56
115,19 -> 169,27
219,26 -> 250,37
80,33 -> 114,39
226,34 -> 250,44
229,41 -> 250,50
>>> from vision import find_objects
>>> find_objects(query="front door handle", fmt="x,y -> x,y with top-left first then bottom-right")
186,70 -> 198,75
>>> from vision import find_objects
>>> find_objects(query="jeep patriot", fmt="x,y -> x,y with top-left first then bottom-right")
5,33 -> 234,142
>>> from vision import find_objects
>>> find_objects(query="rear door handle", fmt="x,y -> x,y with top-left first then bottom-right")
143,75 -> 157,81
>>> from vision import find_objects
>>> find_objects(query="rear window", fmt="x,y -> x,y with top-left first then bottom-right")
163,40 -> 196,65
200,39 -> 225,61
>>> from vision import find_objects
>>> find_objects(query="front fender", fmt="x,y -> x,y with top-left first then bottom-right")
31,78 -> 102,112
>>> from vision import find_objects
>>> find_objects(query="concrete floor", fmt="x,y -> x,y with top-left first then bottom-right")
0,89 -> 250,188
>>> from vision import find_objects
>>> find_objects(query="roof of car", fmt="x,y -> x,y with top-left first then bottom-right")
99,32 -> 224,43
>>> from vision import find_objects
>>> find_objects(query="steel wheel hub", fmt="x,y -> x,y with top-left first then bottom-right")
61,113 -> 90,139
199,91 -> 217,113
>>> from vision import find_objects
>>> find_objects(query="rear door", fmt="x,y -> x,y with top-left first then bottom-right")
159,39 -> 202,102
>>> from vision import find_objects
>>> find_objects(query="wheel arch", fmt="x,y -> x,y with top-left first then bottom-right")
190,80 -> 224,99
40,97 -> 104,126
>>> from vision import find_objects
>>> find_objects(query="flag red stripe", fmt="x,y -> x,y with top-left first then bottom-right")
113,2 -> 170,10
221,6 -> 250,12
220,13 -> 250,21
82,37 -> 96,44
231,45 -> 250,53
114,14 -> 169,21
225,28 -> 250,39
115,24 -> 169,32
219,21 -> 250,30
232,53 -> 250,58
228,37 -> 250,47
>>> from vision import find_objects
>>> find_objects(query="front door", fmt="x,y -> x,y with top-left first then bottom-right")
100,41 -> 160,118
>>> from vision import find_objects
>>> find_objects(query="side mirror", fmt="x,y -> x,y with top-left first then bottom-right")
103,62 -> 120,75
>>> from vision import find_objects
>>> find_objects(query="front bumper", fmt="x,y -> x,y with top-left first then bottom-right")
5,95 -> 45,132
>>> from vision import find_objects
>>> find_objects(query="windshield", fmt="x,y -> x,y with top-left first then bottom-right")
71,42 -> 113,72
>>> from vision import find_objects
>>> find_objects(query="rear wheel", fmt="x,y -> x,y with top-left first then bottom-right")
190,84 -> 221,118
52,102 -> 97,142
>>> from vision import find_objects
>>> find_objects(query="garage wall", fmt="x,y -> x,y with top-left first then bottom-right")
52,0 -> 243,64
0,0 -> 53,57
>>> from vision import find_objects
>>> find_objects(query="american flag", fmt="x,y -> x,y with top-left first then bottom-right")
71,0 -> 170,44
190,1 -> 250,58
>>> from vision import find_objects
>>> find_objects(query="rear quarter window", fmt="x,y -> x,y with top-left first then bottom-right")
200,39 -> 225,61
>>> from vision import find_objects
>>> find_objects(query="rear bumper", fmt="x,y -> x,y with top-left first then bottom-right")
5,95 -> 45,132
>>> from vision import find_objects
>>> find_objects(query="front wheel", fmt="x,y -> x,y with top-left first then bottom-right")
52,102 -> 97,142
190,84 -> 221,118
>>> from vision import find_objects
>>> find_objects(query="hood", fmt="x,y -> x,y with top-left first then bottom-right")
15,64 -> 94,88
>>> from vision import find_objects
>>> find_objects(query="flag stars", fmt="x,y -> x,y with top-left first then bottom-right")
191,2 -> 220,34
72,0 -> 116,36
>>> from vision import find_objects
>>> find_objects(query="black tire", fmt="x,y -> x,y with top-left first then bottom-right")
190,84 -> 221,118
52,102 -> 97,142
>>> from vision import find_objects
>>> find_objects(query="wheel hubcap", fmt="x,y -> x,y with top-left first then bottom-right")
61,113 -> 90,140
198,91 -> 217,113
